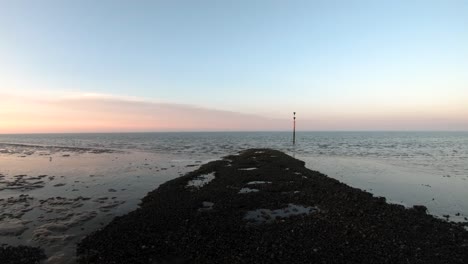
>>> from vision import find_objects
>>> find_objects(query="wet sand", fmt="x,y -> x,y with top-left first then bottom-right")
77,149 -> 468,263
0,144 -> 204,263
301,155 -> 468,223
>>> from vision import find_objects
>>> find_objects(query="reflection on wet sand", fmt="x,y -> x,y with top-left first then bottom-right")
0,145 -> 204,263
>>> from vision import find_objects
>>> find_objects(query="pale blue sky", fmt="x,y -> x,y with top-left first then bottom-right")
1,0 -> 468,132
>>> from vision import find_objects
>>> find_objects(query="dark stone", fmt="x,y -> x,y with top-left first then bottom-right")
0,245 -> 46,264
77,149 -> 468,264
412,205 -> 428,214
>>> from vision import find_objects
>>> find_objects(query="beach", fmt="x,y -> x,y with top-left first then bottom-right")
0,143 -> 206,263
77,149 -> 468,263
3,1 -> 467,262
0,132 -> 467,263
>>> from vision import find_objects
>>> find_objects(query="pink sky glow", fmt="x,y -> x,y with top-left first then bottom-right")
1,94 -> 467,133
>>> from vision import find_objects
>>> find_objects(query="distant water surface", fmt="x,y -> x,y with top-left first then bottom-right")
1,131 -> 467,178
1,132 -> 467,263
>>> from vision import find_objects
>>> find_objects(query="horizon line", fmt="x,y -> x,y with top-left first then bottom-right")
1,130 -> 468,135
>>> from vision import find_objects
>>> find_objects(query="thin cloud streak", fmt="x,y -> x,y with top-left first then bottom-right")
1,94 -> 467,133
0,95 -> 286,133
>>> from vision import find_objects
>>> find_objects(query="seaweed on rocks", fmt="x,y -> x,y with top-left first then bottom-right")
77,149 -> 468,264
0,244 -> 46,264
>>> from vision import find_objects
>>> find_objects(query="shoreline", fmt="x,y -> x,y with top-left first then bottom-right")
0,149 -> 204,263
299,154 -> 468,223
77,149 -> 468,263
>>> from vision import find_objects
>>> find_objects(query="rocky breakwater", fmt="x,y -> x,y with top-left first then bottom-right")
77,149 -> 468,263
0,244 -> 45,264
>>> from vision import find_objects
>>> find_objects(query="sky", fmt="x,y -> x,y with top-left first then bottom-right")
1,0 -> 468,133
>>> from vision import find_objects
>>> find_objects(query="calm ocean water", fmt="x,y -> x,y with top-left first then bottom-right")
1,131 -> 467,178
1,132 -> 467,263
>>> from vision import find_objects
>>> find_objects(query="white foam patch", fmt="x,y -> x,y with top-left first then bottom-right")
247,181 -> 272,185
255,151 -> 265,154
244,204 -> 318,224
239,188 -> 260,194
186,172 -> 216,188
238,168 -> 257,171
198,201 -> 214,212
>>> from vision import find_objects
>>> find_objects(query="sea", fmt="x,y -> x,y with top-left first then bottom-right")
0,131 -> 467,263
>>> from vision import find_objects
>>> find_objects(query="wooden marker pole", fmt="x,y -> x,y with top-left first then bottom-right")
293,112 -> 296,145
